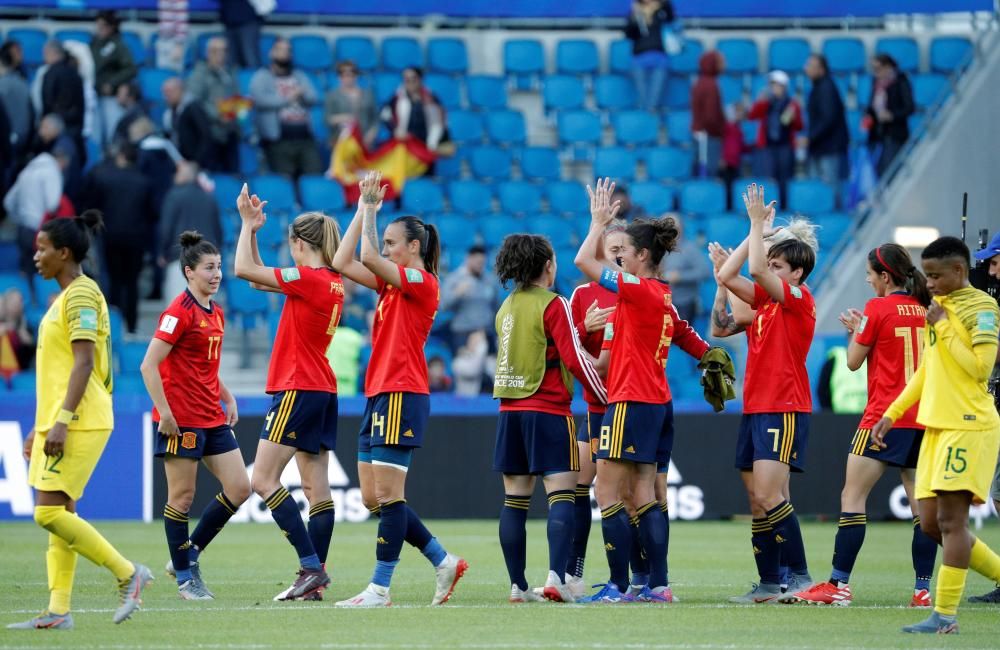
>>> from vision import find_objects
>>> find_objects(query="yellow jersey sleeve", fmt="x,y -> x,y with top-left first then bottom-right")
63,280 -> 103,344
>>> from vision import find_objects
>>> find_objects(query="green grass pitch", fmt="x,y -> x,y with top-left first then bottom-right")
2,519 -> 999,648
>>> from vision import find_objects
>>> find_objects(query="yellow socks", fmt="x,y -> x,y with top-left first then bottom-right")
46,532 -> 76,615
969,537 -> 1000,583
933,564 -> 968,617
34,505 -> 134,582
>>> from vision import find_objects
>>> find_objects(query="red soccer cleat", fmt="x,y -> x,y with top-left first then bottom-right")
909,588 -> 932,608
792,581 -> 852,606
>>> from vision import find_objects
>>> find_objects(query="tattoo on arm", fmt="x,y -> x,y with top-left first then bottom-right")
362,211 -> 379,253
712,307 -> 742,334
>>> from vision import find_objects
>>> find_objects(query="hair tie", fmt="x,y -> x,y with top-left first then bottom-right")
875,246 -> 903,282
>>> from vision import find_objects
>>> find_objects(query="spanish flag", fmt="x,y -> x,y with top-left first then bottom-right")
329,123 -> 437,204
0,333 -> 20,381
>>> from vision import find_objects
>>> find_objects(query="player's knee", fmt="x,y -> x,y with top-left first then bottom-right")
251,476 -> 277,499
935,511 -> 967,537
33,504 -> 64,529
169,493 -> 195,513
228,481 -> 252,506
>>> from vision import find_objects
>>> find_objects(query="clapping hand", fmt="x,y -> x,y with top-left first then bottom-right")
742,183 -> 776,225
838,308 -> 864,334
237,183 -> 268,229
359,171 -> 388,210
584,300 -> 615,333
587,177 -> 621,228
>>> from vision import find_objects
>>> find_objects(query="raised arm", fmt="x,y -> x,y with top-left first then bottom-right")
716,233 -> 755,306
233,183 -> 281,290
358,172 -> 404,288
575,177 -> 621,285
332,205 -> 378,290
707,242 -> 748,337
745,184 -> 785,303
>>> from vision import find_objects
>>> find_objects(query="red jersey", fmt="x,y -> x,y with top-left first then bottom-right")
853,292 -> 927,429
365,265 -> 439,397
570,281 -> 617,413
744,281 -> 816,414
152,290 -> 226,427
501,295 -> 607,417
267,266 -> 344,394
601,273 -> 710,404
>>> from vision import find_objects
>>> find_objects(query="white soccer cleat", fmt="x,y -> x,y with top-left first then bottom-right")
272,583 -> 295,602
565,575 -> 587,600
510,584 -> 545,603
432,553 -> 468,605
542,570 -> 576,603
335,583 -> 391,608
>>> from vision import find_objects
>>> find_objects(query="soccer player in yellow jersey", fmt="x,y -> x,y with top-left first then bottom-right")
872,236 -> 1000,634
7,212 -> 152,632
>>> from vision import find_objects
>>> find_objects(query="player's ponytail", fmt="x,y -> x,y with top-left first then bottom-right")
495,234 -> 554,289
178,230 -> 220,280
868,243 -> 930,306
291,212 -> 341,267
626,216 -> 678,268
41,209 -> 104,263
393,216 -> 439,276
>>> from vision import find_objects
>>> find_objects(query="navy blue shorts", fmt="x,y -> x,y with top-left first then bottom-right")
493,410 -> 580,475
582,410 -> 605,461
849,426 -> 923,469
260,390 -> 338,454
155,424 -> 240,459
735,412 -> 810,472
596,401 -> 674,466
358,392 -> 429,462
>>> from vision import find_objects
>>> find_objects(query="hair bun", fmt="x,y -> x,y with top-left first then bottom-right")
652,217 -> 679,254
77,209 -> 104,233
179,230 -> 204,248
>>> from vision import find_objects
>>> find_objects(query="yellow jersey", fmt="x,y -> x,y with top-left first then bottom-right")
35,275 -> 114,432
887,286 -> 999,431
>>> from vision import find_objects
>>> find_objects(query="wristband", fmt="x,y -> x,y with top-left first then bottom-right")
56,409 -> 75,425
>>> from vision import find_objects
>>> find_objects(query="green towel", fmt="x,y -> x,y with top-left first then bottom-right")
698,347 -> 737,413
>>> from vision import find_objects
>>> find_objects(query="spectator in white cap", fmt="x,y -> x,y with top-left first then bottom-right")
747,69 -> 802,208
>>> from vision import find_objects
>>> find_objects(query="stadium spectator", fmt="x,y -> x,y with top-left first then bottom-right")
440,244 -> 499,352
865,53 -> 915,177
0,40 -> 27,79
220,0 -> 264,69
0,287 -> 35,378
381,67 -> 449,152
0,103 -> 10,196
249,38 -> 323,178
325,60 -> 378,149
452,330 -> 491,397
60,39 -> 99,155
91,10 -> 137,148
661,216 -> 712,320
155,0 -> 189,71
428,356 -> 453,393
3,149 -> 66,287
624,0 -> 675,110
186,36 -> 241,173
79,142 -> 155,334
748,70 -> 802,209
690,50 -> 726,177
0,45 -> 33,167
157,162 -> 222,300
721,103 -> 750,210
161,77 -> 216,170
802,54 -> 848,207
111,81 -> 146,147
610,184 -> 647,222
38,40 -> 86,164
34,114 -> 82,204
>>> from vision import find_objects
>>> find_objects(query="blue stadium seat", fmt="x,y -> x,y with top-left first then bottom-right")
832,74 -> 852,102
10,370 -> 37,393
448,110 -> 484,145
469,146 -> 512,180
108,307 -> 123,345
251,175 -> 297,213
33,278 -> 59,306
594,147 -> 637,181
546,180 -> 587,215
0,273 -> 31,299
908,113 -> 926,138
225,278 -> 270,329
427,37 -> 468,74
448,180 -> 494,213
557,111 -> 602,148
874,37 -> 919,73
433,213 -> 479,251
855,74 -> 872,105
669,38 -> 704,75
519,147 -> 561,182
716,38 -> 759,74
424,73 -> 461,110
664,76 -> 691,109
556,39 -> 599,76
466,75 -> 507,110
718,76 -> 744,108
823,37 -> 866,73
485,110 -> 526,146
373,71 -> 400,105
258,33 -> 278,66
290,35 -> 332,72
212,174 -> 244,214
912,74 -> 948,108
433,154 -> 462,180
702,213 -> 746,247
609,39 -> 633,75
845,109 -> 864,143
479,213 -> 519,246
239,143 -> 260,176
666,110 -> 692,145
0,242 -> 18,272
543,75 -> 586,112
646,147 -> 693,180
237,68 -> 255,96
768,38 -> 811,72
630,182 -> 675,215
298,175 -> 346,212
122,31 -> 146,66
730,177 -> 775,210
8,28 -> 47,66
680,180 -> 726,213
612,110 -> 659,147
594,75 -> 636,111
334,36 -> 378,71
138,68 -> 175,103
814,212 -> 852,247
528,214 -> 575,248
54,29 -> 92,46
402,179 -> 445,213
930,36 -> 972,73
788,180 -> 835,213
309,106 -> 329,143
497,181 -> 542,214
504,39 -> 545,77
117,342 -> 147,376
381,36 -> 423,71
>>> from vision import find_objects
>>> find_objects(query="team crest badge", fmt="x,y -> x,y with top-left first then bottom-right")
281,267 -> 301,282
200,319 -> 208,328
181,431 -> 198,449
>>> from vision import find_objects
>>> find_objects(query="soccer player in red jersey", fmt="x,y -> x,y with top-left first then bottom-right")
565,225 -> 625,597
233,184 -> 344,602
794,243 -> 938,607
141,232 -> 250,600
332,172 -> 466,607
718,184 -> 817,604
492,233 -> 608,604
575,179 -> 712,604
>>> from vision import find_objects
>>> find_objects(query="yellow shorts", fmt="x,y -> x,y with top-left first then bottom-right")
28,429 -> 112,502
915,426 -> 1000,505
